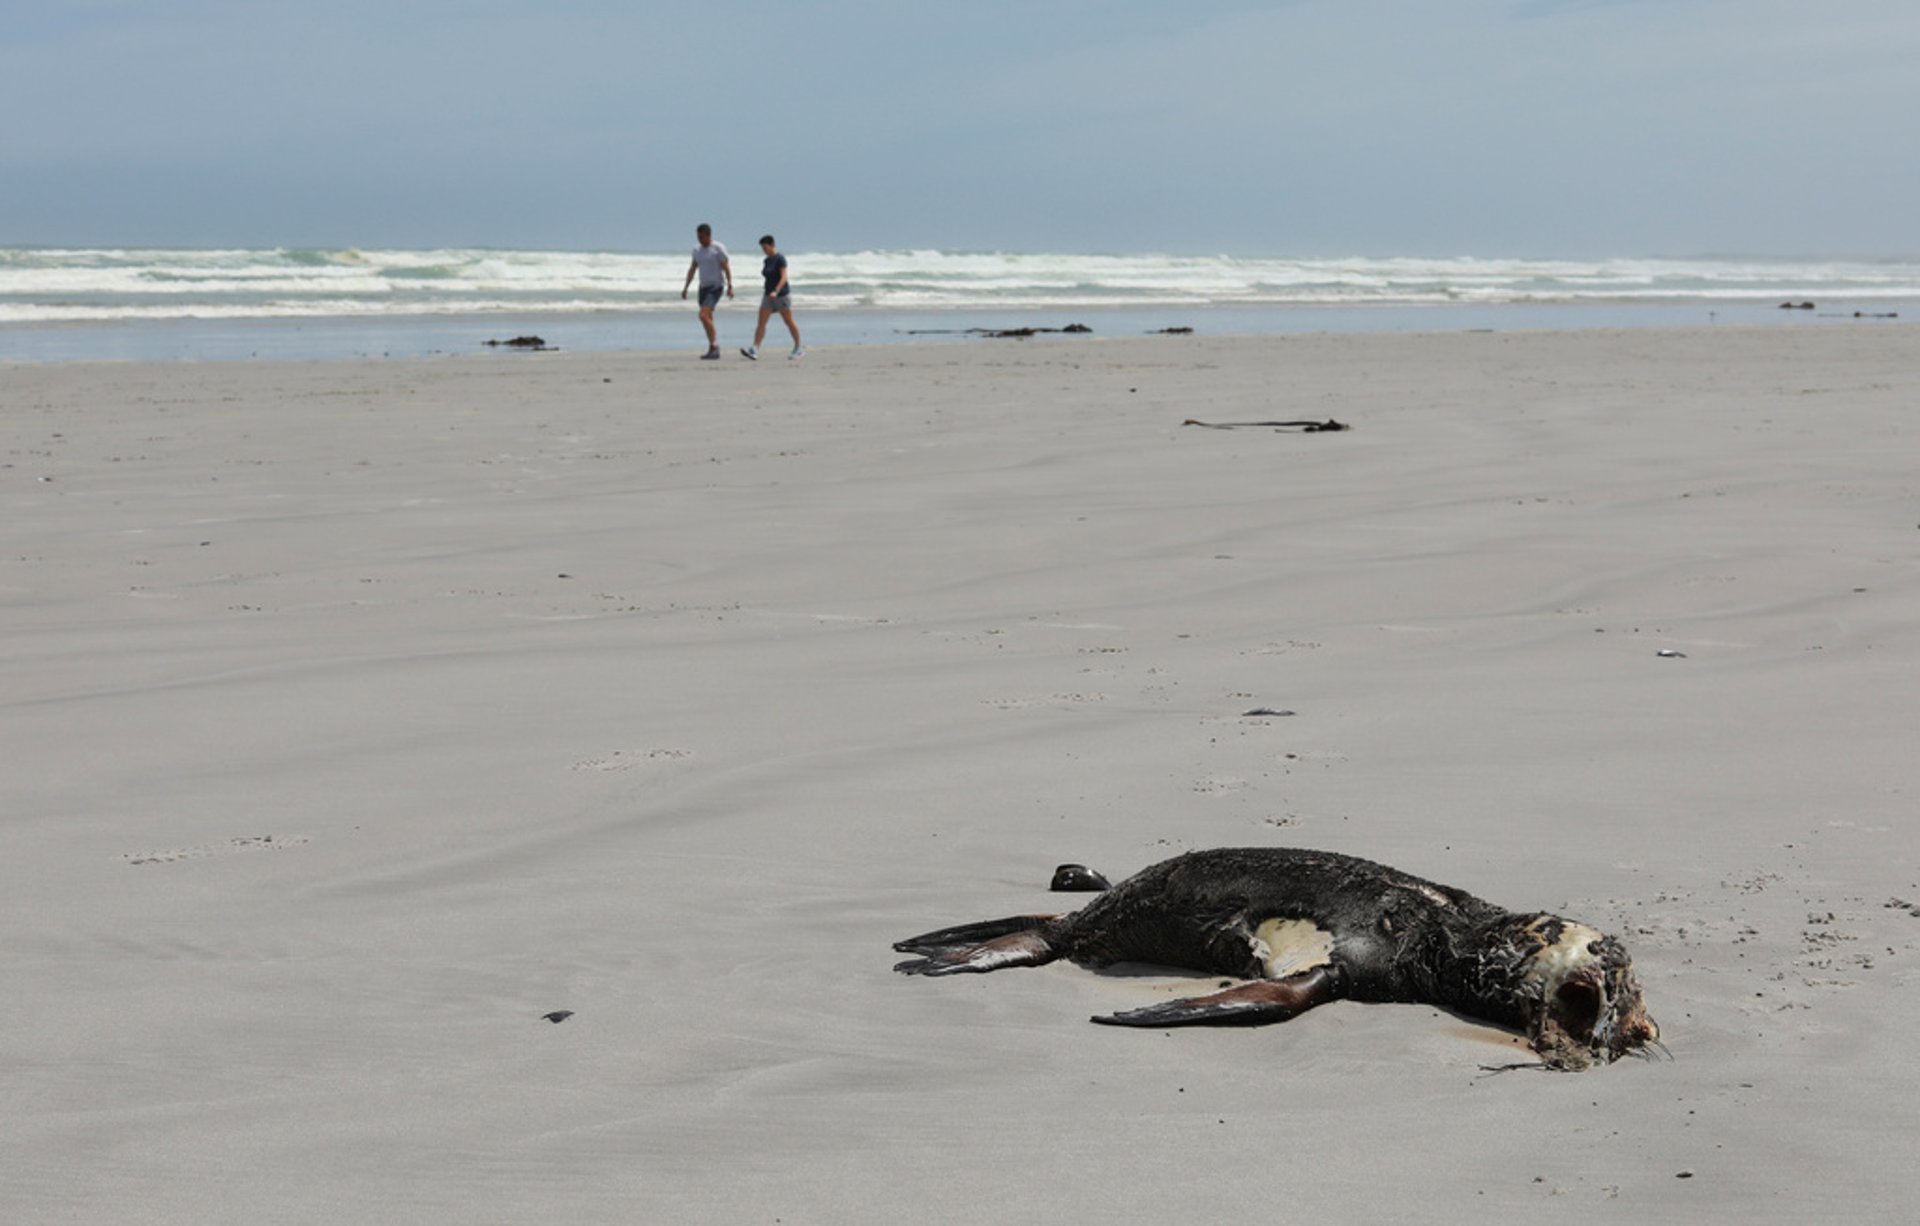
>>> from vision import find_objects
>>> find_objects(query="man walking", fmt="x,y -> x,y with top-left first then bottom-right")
680,223 -> 733,359
740,235 -> 804,361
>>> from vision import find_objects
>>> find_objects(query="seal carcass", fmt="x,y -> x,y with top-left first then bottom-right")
894,847 -> 1660,1071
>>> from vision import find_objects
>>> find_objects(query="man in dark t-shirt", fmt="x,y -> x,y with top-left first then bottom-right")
740,235 -> 804,360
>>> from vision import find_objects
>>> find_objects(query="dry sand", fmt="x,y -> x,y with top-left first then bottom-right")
5,326 -> 1919,1222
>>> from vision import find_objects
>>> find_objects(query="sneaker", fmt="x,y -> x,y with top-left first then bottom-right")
740,347 -> 758,360
789,347 -> 805,360
701,348 -> 720,360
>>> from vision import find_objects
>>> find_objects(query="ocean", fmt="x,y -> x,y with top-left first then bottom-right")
3,247 -> 1914,362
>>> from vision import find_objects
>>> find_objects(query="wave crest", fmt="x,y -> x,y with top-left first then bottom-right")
4,247 -> 1917,324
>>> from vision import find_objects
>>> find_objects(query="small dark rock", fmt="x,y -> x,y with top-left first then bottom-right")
543,1010 -> 574,1024
1050,863 -> 1112,892
486,335 -> 551,349
1242,707 -> 1297,717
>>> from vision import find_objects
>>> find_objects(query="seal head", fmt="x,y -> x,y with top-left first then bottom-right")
1510,918 -> 1660,1070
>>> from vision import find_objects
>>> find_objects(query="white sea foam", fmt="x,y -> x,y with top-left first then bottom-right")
3,247 -> 1917,323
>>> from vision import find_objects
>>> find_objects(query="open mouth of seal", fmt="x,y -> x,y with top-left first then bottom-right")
1536,971 -> 1609,1069
1524,926 -> 1661,1071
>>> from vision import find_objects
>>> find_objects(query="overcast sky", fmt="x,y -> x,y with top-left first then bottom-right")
4,0 -> 1916,257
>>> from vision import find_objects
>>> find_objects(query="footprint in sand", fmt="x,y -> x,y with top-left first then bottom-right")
982,693 -> 1108,709
120,835 -> 310,866
569,748 -> 694,773
1192,776 -> 1252,795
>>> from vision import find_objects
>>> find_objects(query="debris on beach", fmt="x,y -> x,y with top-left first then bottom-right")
1150,326 -> 1195,334
1241,707 -> 1297,718
485,335 -> 553,350
542,1010 -> 574,1023
898,323 -> 1092,339
1181,418 -> 1351,433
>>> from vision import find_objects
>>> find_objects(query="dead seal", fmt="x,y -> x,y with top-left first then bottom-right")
894,846 -> 1660,1071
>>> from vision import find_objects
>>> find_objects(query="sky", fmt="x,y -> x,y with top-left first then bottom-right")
3,0 -> 1917,258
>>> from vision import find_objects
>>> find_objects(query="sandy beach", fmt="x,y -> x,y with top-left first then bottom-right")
6,325 -> 1919,1222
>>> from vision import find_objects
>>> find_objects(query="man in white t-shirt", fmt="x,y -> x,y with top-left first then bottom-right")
680,223 -> 733,359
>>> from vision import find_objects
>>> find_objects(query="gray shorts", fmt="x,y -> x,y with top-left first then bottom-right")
761,292 -> 792,313
698,285 -> 725,309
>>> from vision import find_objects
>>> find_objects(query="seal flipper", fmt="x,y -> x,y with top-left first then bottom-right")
893,914 -> 1057,957
893,915 -> 1063,977
893,929 -> 1060,977
1091,966 -> 1343,1028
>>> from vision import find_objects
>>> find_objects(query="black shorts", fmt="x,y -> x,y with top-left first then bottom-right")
698,285 -> 724,309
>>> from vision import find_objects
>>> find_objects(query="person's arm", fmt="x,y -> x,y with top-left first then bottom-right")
683,259 -> 697,298
772,258 -> 790,296
720,254 -> 733,298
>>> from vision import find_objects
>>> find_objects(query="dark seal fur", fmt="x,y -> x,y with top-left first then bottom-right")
894,847 -> 1660,1071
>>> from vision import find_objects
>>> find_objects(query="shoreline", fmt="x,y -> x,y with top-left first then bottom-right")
3,296 -> 1913,364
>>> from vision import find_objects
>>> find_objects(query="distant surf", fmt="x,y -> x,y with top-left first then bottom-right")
6,247 -> 1918,324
